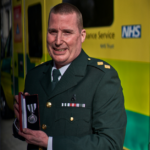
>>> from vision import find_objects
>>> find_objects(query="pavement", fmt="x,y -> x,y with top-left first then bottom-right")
0,117 -> 27,150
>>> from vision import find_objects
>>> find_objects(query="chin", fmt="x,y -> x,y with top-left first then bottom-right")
54,55 -> 67,62
54,61 -> 67,69
55,60 -> 66,65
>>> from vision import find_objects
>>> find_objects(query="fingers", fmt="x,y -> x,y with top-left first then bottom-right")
14,107 -> 19,119
14,94 -> 19,120
18,129 -> 48,147
14,92 -> 30,103
14,102 -> 19,111
18,130 -> 37,144
18,131 -> 27,139
23,128 -> 33,135
24,92 -> 30,96
14,95 -> 19,103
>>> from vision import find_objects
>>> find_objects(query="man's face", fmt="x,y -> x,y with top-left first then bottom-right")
47,13 -> 86,68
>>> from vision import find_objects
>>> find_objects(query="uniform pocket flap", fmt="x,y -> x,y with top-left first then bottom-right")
55,108 -> 91,123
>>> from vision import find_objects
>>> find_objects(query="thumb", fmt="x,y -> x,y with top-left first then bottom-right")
23,128 -> 32,134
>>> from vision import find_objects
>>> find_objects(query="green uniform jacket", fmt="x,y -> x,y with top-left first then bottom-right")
14,50 -> 127,150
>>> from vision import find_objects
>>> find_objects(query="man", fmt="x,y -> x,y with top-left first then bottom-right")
13,3 -> 127,150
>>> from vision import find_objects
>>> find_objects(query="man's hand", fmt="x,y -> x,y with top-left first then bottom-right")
18,128 -> 48,148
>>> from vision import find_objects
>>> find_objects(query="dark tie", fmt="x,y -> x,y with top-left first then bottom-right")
51,69 -> 61,91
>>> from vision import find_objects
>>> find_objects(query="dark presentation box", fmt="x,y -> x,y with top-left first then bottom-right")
19,92 -> 40,131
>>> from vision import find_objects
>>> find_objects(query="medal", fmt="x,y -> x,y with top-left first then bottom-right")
27,103 -> 37,124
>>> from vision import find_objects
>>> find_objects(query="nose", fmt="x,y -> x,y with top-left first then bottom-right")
55,32 -> 63,46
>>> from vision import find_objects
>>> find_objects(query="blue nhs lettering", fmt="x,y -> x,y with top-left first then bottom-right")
122,25 -> 141,38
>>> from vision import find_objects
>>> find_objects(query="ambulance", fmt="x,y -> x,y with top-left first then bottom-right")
0,0 -> 149,149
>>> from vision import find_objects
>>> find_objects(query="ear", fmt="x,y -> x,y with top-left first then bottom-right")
81,29 -> 86,43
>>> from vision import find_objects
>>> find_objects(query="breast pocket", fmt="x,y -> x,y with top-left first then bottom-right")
54,108 -> 91,136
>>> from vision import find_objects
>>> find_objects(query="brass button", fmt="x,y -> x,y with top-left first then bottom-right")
70,117 -> 74,121
42,124 -> 47,130
46,102 -> 52,108
39,147 -> 43,150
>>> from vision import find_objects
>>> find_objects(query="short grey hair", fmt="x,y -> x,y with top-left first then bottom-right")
48,3 -> 83,32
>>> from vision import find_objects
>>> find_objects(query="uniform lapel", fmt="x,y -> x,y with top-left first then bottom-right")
48,50 -> 89,100
40,61 -> 53,98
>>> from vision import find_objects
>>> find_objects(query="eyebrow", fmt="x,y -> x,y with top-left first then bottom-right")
48,28 -> 57,32
62,29 -> 74,33
48,28 -> 74,33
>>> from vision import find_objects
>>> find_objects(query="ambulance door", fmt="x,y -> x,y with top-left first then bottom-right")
25,0 -> 46,72
12,0 -> 25,95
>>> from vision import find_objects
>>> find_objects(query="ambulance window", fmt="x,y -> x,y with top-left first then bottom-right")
63,0 -> 114,28
7,30 -> 12,57
4,29 -> 12,58
28,3 -> 42,58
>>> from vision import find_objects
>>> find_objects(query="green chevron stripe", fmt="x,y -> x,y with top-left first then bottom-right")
123,110 -> 149,150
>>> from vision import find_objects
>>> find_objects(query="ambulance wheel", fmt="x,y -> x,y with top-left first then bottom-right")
0,88 -> 14,119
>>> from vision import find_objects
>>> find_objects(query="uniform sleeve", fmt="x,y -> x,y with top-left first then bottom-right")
52,69 -> 127,150
12,119 -> 25,141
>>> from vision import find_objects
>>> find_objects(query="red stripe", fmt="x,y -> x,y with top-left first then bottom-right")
74,103 -> 76,107
70,103 -> 72,107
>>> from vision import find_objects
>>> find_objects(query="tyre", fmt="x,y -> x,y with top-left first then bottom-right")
0,87 -> 14,119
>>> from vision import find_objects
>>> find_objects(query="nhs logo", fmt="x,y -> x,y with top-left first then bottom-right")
122,25 -> 141,38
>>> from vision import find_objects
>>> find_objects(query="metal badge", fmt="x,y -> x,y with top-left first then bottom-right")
27,103 -> 37,124
104,65 -> 111,69
71,94 -> 76,101
97,62 -> 103,65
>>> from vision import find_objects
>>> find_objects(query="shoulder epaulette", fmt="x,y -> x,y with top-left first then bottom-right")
87,57 -> 113,72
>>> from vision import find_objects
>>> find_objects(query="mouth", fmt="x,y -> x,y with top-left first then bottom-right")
53,47 -> 67,52
55,49 -> 65,51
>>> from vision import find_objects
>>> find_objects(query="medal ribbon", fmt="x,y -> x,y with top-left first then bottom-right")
27,103 -> 36,113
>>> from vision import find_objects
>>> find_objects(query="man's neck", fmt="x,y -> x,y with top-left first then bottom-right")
53,61 -> 70,69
